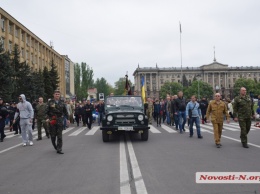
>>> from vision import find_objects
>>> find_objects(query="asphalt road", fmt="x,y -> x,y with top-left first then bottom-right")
0,120 -> 260,194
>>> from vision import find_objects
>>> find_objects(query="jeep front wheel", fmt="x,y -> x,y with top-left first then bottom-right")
141,129 -> 149,141
102,130 -> 109,142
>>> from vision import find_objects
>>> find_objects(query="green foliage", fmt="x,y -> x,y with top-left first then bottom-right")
160,82 -> 183,99
43,66 -> 53,100
185,80 -> 213,100
73,62 -> 94,101
114,77 -> 132,95
94,77 -> 110,100
233,78 -> 256,97
49,59 -> 59,91
0,45 -> 13,102
182,74 -> 189,87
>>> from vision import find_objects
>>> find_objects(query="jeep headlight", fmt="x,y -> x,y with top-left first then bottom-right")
107,115 -> 113,122
138,114 -> 144,121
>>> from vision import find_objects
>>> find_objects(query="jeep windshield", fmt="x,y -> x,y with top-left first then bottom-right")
105,96 -> 143,110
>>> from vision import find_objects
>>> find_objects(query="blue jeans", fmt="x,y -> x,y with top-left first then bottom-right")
166,111 -> 171,125
98,112 -> 103,125
178,111 -> 186,133
189,116 -> 202,137
174,115 -> 179,129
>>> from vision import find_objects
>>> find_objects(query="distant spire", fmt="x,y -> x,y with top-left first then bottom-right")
213,46 -> 216,62
156,63 -> 158,68
138,63 -> 140,68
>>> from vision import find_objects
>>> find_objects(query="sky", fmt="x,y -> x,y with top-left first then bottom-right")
1,0 -> 260,86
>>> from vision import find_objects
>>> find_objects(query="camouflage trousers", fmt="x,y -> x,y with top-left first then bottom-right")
37,118 -> 49,139
49,119 -> 63,151
238,118 -> 251,144
147,109 -> 153,124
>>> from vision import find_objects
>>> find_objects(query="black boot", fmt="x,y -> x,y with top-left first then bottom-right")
51,137 -> 57,150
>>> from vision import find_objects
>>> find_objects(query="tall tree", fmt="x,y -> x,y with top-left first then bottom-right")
94,77 -> 110,100
182,74 -> 189,87
43,66 -> 53,100
233,78 -> 256,97
160,81 -> 183,99
0,44 -> 13,101
114,77 -> 132,95
74,62 -> 94,101
29,69 -> 45,101
49,58 -> 59,91
11,45 -> 31,100
74,63 -> 81,100
185,80 -> 213,100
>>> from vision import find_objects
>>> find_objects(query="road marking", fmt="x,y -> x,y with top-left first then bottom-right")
201,124 -> 226,131
229,123 -> 256,130
85,126 -> 99,135
149,125 -> 161,133
62,127 -> 75,134
161,124 -> 177,133
120,137 -> 131,194
68,127 -> 85,136
126,136 -> 148,194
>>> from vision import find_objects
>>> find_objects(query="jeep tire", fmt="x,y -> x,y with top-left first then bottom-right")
141,129 -> 149,141
102,130 -> 109,142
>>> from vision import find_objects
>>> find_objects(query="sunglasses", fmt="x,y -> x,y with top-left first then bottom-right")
215,95 -> 220,97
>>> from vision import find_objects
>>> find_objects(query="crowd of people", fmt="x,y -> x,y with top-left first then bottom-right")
0,87 -> 256,151
0,90 -> 105,154
143,87 -> 255,148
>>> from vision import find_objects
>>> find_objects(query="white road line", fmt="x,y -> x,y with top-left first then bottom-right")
120,137 -> 131,194
202,130 -> 260,148
68,127 -> 85,136
0,128 -> 75,155
0,143 -> 23,154
201,124 -> 226,131
126,136 -> 148,194
161,124 -> 177,133
85,126 -> 99,135
62,127 -> 75,134
229,123 -> 257,130
149,125 -> 161,133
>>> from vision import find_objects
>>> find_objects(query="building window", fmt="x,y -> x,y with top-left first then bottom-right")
1,19 -> 5,31
21,32 -> 24,41
26,50 -> 28,60
1,38 -> 5,49
166,75 -> 169,78
8,41 -> 12,52
31,53 -> 33,62
160,79 -> 164,84
8,24 -> 13,33
15,28 -> 18,37
21,48 -> 24,58
26,36 -> 30,45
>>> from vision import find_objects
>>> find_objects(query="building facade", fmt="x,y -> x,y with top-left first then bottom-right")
133,60 -> 260,99
0,8 -> 74,97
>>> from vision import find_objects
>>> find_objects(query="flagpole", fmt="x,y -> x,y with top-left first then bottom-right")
179,22 -> 183,89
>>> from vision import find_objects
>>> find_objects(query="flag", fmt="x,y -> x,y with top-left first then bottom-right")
125,75 -> 132,95
179,22 -> 182,33
141,75 -> 146,103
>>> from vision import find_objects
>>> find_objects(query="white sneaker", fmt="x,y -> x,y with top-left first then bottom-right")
23,143 -> 27,147
29,141 -> 33,146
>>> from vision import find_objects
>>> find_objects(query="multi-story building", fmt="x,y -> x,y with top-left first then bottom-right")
0,7 -> 74,97
133,59 -> 260,99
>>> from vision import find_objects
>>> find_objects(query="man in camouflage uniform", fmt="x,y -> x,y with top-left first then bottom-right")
146,98 -> 154,124
233,87 -> 255,148
45,90 -> 69,154
35,97 -> 50,140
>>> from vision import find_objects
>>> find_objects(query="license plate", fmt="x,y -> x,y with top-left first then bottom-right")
118,126 -> 133,131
